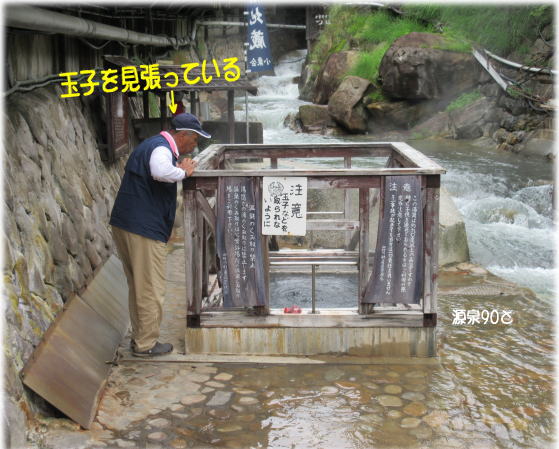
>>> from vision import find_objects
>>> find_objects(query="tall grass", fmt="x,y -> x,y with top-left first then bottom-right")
403,4 -> 553,57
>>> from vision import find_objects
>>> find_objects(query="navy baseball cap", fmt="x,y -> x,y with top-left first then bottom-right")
171,113 -> 211,138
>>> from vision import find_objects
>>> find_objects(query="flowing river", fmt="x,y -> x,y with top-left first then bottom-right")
228,49 -> 555,448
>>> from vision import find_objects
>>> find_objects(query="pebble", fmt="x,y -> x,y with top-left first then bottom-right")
230,405 -> 245,413
384,385 -> 403,394
188,373 -> 211,383
172,413 -> 189,419
126,431 -> 140,439
238,414 -> 256,423
387,371 -> 400,378
169,438 -> 188,449
206,381 -> 225,389
147,432 -> 166,441
217,425 -> 243,433
402,392 -> 425,401
409,425 -> 433,439
214,373 -> 233,382
114,439 -> 135,448
208,409 -> 231,420
423,410 -> 448,427
404,370 -> 426,379
364,383 -> 379,391
180,394 -> 206,405
207,391 -> 233,407
233,388 -> 257,395
377,395 -> 403,407
387,410 -> 403,419
335,381 -> 359,389
201,387 -> 215,394
400,417 -> 421,428
238,396 -> 259,405
169,404 -> 183,412
403,402 -> 427,417
320,386 -> 339,395
404,384 -> 427,392
147,418 -> 170,428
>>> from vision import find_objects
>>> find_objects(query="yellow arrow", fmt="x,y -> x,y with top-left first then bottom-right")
168,90 -> 178,114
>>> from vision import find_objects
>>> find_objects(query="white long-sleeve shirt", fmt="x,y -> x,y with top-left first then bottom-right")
149,146 -> 186,183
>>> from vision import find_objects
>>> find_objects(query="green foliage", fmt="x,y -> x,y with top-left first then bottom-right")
367,89 -> 387,103
446,90 -> 483,112
349,43 -> 390,83
402,4 -> 553,58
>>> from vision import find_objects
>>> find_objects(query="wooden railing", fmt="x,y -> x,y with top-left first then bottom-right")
183,142 -> 445,328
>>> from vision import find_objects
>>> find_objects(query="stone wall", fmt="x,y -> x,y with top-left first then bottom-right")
3,85 -> 125,446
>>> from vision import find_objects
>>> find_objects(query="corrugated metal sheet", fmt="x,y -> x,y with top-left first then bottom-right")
22,255 -> 129,429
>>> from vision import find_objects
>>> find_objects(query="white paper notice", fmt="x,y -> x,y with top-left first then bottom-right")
262,177 -> 307,236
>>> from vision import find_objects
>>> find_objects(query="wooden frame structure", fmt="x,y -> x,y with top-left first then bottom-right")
183,142 -> 445,330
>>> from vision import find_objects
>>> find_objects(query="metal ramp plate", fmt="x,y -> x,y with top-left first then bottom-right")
21,255 -> 128,429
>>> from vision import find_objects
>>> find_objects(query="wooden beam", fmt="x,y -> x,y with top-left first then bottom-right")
422,177 -> 440,317
227,89 -> 235,144
223,147 -> 392,159
391,142 -> 446,173
184,189 -> 197,323
195,191 -> 216,236
192,168 -> 443,177
358,187 -> 370,314
344,156 -> 352,249
306,219 -> 360,231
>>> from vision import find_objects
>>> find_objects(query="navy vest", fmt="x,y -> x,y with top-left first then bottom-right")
110,135 -> 178,243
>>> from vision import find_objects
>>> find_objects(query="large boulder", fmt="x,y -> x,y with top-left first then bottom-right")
367,99 -> 446,131
313,51 -> 360,104
328,76 -> 370,133
379,32 -> 480,100
439,187 -> 470,266
297,104 -> 341,134
449,96 -> 499,139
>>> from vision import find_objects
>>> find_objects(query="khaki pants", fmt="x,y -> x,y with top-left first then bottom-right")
112,226 -> 167,352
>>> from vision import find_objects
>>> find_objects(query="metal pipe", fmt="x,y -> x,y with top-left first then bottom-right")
197,20 -> 306,30
6,5 -> 190,48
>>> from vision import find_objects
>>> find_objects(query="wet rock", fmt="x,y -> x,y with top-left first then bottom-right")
169,438 -> 188,449
328,76 -> 370,133
234,388 -> 257,395
402,392 -> 425,401
403,401 -> 427,417
206,381 -> 225,389
409,424 -> 433,439
364,383 -> 379,391
201,387 -> 215,394
114,439 -> 135,448
383,385 -> 403,394
217,424 -> 243,433
335,381 -> 359,389
400,417 -> 421,428
148,418 -> 170,428
324,368 -> 344,381
377,395 -> 403,407
214,373 -> 233,382
209,409 -> 232,420
230,405 -> 245,413
423,410 -> 449,427
238,396 -> 259,405
180,394 -> 206,406
207,391 -> 233,407
387,410 -> 403,419
147,432 -> 167,441
321,386 -> 339,395
188,373 -> 211,383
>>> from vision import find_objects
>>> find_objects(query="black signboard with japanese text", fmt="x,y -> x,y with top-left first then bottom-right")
245,3 -> 273,73
105,91 -> 129,163
363,176 -> 424,304
216,177 -> 267,308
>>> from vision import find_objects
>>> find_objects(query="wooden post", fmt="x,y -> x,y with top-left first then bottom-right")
270,158 -> 278,169
344,156 -> 352,249
423,175 -> 440,327
201,222 -> 209,299
190,91 -> 197,116
160,93 -> 167,130
227,89 -> 235,144
143,91 -> 150,119
184,188 -> 201,327
195,198 -> 204,308
358,187 -> 370,314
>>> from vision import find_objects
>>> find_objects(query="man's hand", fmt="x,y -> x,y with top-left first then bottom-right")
178,158 -> 198,176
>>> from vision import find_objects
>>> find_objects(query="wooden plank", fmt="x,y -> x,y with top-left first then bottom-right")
194,144 -> 224,170
142,91 -> 149,119
195,191 -> 216,236
358,187 -> 370,314
193,168 -> 443,177
198,310 -> 424,328
307,219 -> 360,231
227,90 -> 235,144
184,189 -> 197,318
194,201 -> 204,312
190,91 -> 197,116
391,142 -> 446,172
271,249 -> 359,257
344,156 -> 353,249
223,147 -> 392,159
423,178 -> 440,316
202,223 -> 209,298
270,157 -> 278,169
220,142 -> 395,152
270,261 -> 358,266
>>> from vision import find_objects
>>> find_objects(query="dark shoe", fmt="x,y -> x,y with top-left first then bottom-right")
133,342 -> 173,358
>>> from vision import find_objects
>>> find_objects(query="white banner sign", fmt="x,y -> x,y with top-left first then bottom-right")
262,177 -> 307,236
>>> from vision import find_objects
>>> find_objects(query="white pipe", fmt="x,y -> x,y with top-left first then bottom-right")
6,5 -> 190,48
484,49 -> 557,76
